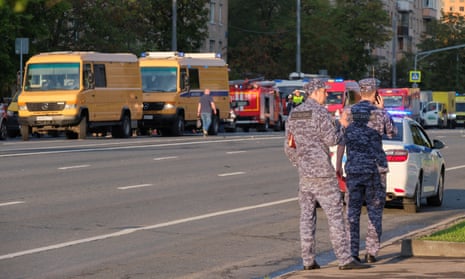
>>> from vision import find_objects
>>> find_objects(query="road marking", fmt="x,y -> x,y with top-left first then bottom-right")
58,165 -> 90,170
153,156 -> 178,161
0,136 -> 283,158
0,201 -> 25,207
218,171 -> 245,177
446,164 -> 465,171
226,151 -> 246,154
0,197 -> 297,260
117,184 -> 154,190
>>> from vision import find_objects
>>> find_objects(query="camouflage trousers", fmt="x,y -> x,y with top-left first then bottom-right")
345,172 -> 387,258
298,177 -> 352,266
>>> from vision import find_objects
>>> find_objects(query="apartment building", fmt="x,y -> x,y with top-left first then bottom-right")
199,0 -> 229,61
373,0 -> 440,65
442,0 -> 465,13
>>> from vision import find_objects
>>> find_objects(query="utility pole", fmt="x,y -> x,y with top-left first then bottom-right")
172,0 -> 177,51
391,12 -> 397,88
296,0 -> 301,77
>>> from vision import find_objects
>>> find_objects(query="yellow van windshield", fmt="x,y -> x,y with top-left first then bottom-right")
141,67 -> 177,93
25,63 -> 80,91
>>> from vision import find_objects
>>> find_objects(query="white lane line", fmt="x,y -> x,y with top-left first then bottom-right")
117,184 -> 154,190
0,201 -> 25,207
446,165 -> 465,171
0,136 -> 282,158
58,165 -> 90,170
218,171 -> 246,177
153,156 -> 178,161
226,151 -> 246,154
0,197 -> 297,260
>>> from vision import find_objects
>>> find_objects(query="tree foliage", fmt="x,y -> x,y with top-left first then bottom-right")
0,0 -> 209,96
417,12 -> 465,91
228,0 -> 391,80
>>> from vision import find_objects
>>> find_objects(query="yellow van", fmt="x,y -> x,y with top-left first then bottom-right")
18,51 -> 143,140
138,52 -> 230,136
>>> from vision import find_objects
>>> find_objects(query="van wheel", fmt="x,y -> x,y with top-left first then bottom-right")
257,119 -> 269,132
170,114 -> 184,136
21,125 -> 30,141
78,115 -> 88,139
208,114 -> 219,135
112,114 -> 131,138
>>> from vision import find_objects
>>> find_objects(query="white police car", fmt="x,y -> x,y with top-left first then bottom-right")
333,117 -> 446,213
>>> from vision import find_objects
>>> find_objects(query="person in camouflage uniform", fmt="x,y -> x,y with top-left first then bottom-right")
284,79 -> 370,271
336,78 -> 397,263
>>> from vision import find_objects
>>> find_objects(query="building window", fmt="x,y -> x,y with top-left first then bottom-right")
210,1 -> 215,24
461,6 -> 465,11
219,3 -> 223,25
209,40 -> 215,52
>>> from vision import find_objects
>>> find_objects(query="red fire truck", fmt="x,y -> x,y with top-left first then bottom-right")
378,88 -> 420,121
226,79 -> 283,132
325,79 -> 360,119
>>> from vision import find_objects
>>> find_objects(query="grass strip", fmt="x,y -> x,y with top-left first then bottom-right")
420,220 -> 465,242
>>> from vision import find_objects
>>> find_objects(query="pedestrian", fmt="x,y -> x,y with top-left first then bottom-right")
284,79 -> 370,271
336,78 -> 397,263
286,94 -> 294,114
292,89 -> 304,107
197,88 -> 217,136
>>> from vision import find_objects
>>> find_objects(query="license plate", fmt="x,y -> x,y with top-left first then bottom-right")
36,116 -> 53,121
143,115 -> 153,120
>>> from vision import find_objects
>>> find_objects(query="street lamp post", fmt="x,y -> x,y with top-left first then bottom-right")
296,0 -> 301,77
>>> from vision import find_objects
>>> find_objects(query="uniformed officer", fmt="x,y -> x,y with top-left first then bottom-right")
292,90 -> 304,107
284,79 -> 370,271
336,78 -> 397,263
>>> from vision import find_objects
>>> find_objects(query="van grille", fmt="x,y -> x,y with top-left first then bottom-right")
143,102 -> 164,111
27,102 -> 65,111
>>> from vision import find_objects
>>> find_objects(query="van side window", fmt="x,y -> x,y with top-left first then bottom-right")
180,68 -> 188,90
188,68 -> 200,90
94,64 -> 107,87
84,64 -> 93,89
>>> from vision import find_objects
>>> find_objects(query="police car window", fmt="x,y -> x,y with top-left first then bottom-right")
382,122 -> 402,141
410,124 -> 430,147
417,125 -> 433,148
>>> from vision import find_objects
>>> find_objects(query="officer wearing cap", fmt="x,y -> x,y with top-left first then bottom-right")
284,79 -> 370,271
336,78 -> 397,264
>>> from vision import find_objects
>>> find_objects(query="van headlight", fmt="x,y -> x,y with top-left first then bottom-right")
163,103 -> 176,110
65,103 -> 77,109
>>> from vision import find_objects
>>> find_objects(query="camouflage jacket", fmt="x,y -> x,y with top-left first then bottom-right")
342,100 -> 397,174
284,98 -> 343,178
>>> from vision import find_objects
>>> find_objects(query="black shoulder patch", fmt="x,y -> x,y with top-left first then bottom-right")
291,111 -> 312,120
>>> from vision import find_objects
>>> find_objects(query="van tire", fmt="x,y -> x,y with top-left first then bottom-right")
208,114 -> 219,135
78,115 -> 88,139
170,114 -> 184,136
112,113 -> 131,138
21,125 -> 30,141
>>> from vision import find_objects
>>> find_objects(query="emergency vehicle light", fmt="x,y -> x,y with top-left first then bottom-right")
388,110 -> 411,116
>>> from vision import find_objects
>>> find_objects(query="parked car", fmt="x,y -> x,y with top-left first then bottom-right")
332,117 -> 446,213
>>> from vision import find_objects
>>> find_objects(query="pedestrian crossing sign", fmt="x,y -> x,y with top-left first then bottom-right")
409,71 -> 421,83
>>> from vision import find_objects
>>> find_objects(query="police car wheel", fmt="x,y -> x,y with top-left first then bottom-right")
403,179 -> 421,213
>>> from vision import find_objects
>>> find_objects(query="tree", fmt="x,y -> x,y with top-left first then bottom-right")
417,12 -> 465,91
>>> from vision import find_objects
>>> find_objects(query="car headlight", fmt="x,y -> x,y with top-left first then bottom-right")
163,103 -> 176,110
65,103 -> 77,109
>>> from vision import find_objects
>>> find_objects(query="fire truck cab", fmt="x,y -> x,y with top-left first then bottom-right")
378,88 -> 420,122
226,79 -> 283,132
325,79 -> 360,119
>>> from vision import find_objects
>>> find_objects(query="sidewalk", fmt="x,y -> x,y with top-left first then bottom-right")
277,215 -> 465,279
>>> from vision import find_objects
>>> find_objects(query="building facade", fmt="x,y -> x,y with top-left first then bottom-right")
442,0 -> 465,13
373,0 -> 440,65
199,0 -> 229,61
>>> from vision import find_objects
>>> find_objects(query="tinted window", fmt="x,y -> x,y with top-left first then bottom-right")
94,64 -> 106,87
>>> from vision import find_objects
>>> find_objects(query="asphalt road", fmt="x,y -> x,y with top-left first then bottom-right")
0,129 -> 464,279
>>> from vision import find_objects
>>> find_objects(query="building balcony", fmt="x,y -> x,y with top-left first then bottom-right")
397,0 -> 413,13
423,8 -> 437,20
